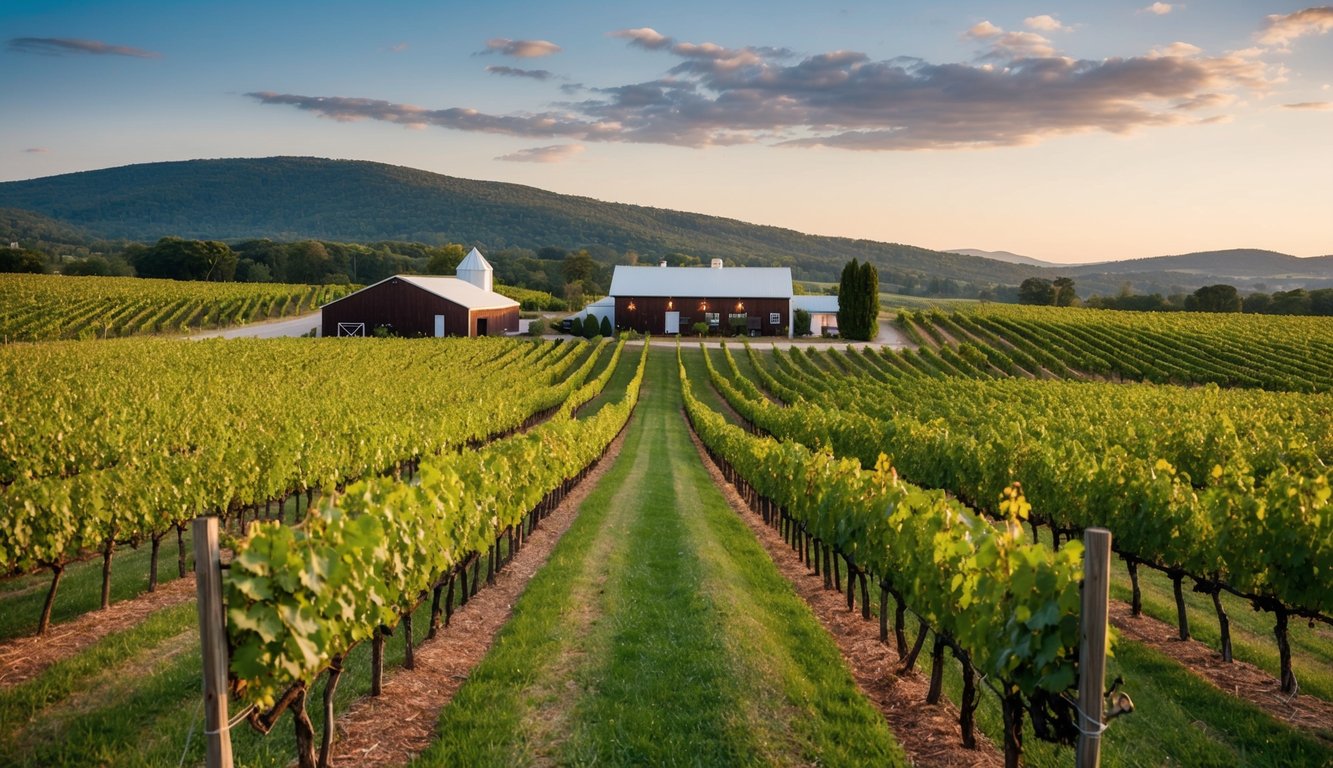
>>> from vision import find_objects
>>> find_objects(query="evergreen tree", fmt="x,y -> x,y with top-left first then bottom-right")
857,260 -> 879,340
837,258 -> 859,338
599,315 -> 613,337
582,314 -> 600,339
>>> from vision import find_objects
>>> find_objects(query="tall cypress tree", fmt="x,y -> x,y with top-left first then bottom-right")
838,258 -> 859,337
858,260 -> 879,340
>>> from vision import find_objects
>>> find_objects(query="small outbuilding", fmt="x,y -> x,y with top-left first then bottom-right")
321,249 -> 519,338
609,260 -> 796,337
792,295 -> 841,336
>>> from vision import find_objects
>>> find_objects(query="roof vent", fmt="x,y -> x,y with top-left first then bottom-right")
710,258 -> 723,269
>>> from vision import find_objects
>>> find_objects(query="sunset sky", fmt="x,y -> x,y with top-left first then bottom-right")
2,1 -> 1331,263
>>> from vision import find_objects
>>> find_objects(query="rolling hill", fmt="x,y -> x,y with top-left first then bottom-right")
946,248 -> 1063,268
2,158 -> 1328,294
0,157 -> 1033,286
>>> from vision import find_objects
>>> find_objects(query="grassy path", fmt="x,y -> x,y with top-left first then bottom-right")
418,347 -> 905,767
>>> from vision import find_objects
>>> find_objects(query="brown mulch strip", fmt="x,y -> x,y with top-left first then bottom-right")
0,575 -> 197,688
687,425 -> 1004,768
330,425 -> 628,766
1108,602 -> 1333,737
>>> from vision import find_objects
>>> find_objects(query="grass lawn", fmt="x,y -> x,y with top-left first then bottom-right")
416,346 -> 906,767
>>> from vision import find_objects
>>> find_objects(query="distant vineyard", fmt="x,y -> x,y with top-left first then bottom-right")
0,273 -> 355,342
898,304 -> 1333,392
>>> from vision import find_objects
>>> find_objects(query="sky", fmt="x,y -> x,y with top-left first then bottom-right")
2,1 -> 1331,263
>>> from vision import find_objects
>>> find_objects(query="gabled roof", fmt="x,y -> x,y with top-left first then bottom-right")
609,265 -> 793,298
792,295 -> 840,313
321,274 -> 519,311
456,247 -> 493,273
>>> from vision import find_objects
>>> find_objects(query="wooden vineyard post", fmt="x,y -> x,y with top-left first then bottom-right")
194,516 -> 235,768
1077,528 -> 1112,768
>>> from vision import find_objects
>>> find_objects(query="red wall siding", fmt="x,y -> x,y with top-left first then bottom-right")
471,306 -> 520,336
321,278 -> 517,337
614,296 -> 789,335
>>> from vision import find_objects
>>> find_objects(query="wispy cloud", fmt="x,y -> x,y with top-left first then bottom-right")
495,144 -> 585,163
7,36 -> 161,58
1283,101 -> 1333,110
1024,15 -> 1071,33
480,38 -> 561,58
486,65 -> 555,81
245,91 -> 609,138
250,24 -> 1278,152
385,42 -> 409,54
1258,6 -> 1333,49
23,147 -> 49,153
1140,3 -> 1175,15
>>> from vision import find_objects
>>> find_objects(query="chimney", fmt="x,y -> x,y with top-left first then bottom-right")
710,258 -> 723,269
659,260 -> 667,268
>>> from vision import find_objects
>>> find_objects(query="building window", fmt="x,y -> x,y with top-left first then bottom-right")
705,312 -> 720,326
769,312 -> 781,324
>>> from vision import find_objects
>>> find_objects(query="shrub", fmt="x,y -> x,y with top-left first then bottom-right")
527,318 -> 547,336
794,308 -> 812,336
692,321 -> 709,337
582,314 -> 600,339
599,315 -> 613,337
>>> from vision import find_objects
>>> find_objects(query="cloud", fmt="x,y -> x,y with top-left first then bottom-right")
486,65 -> 555,81
1024,15 -> 1070,32
1258,7 -> 1333,49
966,21 -> 1004,39
965,21 -> 1056,58
23,147 -> 49,153
251,28 -> 1277,152
481,38 -> 561,58
1283,100 -> 1333,110
385,42 -> 409,54
1141,3 -> 1175,15
7,37 -> 161,58
609,27 -> 788,71
245,91 -> 610,138
495,144 -> 585,163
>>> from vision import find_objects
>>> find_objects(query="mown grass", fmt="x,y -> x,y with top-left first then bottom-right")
420,347 -> 905,767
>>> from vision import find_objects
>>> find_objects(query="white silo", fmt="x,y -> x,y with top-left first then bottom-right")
456,247 -> 494,293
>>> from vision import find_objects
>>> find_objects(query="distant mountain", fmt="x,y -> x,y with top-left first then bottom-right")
1071,249 -> 1333,280
946,248 -> 1064,268
0,157 -> 1035,286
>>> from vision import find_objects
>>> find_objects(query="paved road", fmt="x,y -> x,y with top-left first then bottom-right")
187,312 -> 321,340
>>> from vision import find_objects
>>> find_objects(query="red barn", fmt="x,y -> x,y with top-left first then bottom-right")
321,273 -> 519,338
609,261 -> 795,337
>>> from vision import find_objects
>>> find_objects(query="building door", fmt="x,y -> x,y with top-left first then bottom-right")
476,317 -> 488,336
434,315 -> 445,337
664,311 -> 680,334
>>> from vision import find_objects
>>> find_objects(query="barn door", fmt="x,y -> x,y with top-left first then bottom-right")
434,315 -> 445,337
476,317 -> 488,336
664,311 -> 680,334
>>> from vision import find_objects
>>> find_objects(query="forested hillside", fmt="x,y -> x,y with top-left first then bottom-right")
0,157 -> 1031,286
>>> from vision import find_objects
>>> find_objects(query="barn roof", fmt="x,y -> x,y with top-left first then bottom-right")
792,295 -> 840,313
609,265 -> 793,298
322,275 -> 519,311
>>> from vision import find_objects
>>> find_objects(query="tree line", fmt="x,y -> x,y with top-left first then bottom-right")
1018,275 -> 1333,316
